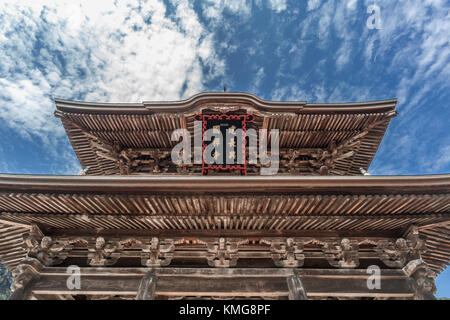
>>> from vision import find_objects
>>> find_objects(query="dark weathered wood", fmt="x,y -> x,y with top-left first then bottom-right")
1,174 -> 449,194
29,267 -> 414,298
135,271 -> 156,300
45,227 -> 403,239
40,266 -> 407,276
9,274 -> 42,300
9,258 -> 43,300
9,287 -> 27,300
18,233 -> 429,269
41,266 -> 296,277
33,294 -> 74,300
1,175 -> 448,275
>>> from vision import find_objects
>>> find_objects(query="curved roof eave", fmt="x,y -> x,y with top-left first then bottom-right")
0,173 -> 448,195
54,92 -> 397,114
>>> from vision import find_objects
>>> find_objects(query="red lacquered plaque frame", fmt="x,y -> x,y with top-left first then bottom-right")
194,114 -> 254,176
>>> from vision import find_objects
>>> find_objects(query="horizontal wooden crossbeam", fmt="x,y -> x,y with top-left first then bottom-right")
30,267 -> 414,299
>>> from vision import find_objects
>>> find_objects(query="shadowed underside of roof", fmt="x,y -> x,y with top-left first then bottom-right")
0,174 -> 448,273
0,221 -> 29,270
54,93 -> 397,176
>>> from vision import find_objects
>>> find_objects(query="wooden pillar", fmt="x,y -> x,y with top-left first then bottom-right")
135,270 -> 157,300
9,277 -> 39,300
403,259 -> 436,300
9,258 -> 43,300
286,273 -> 307,300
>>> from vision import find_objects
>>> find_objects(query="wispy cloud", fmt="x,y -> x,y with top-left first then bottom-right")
0,0 -> 448,177
268,0 -> 287,13
0,0 -> 225,142
307,0 -> 321,11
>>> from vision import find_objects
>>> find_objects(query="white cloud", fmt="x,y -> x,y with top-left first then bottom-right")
361,0 -> 450,114
0,78 -> 61,142
201,0 -> 253,23
347,0 -> 358,11
299,0 -> 336,47
0,0 -> 225,142
297,0 -> 450,108
268,0 -> 287,13
416,143 -> 450,174
335,40 -> 352,70
250,67 -> 265,93
433,145 -> 450,172
1,0 -> 448,177
201,0 -> 287,26
271,83 -> 329,102
307,0 -> 321,11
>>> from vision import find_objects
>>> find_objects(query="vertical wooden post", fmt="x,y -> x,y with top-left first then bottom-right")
403,259 -> 437,300
10,276 -> 41,300
135,270 -> 157,300
9,258 -> 43,300
287,273 -> 307,300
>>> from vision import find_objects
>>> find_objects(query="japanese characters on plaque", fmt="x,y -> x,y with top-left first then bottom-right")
194,113 -> 254,175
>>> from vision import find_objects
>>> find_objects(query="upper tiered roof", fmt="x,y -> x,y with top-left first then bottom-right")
54,92 -> 397,176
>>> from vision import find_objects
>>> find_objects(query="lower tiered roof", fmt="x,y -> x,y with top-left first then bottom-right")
0,174 -> 448,273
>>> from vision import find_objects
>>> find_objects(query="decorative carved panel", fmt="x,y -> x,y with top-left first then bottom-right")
262,238 -> 305,267
206,238 -> 245,267
323,239 -> 359,268
24,227 -> 72,266
88,237 -> 122,266
141,237 -> 175,267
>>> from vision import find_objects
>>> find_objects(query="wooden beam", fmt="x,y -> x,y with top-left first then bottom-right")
0,174 -> 448,195
28,267 -> 414,299
418,221 -> 450,231
0,218 -> 32,229
46,228 -> 401,239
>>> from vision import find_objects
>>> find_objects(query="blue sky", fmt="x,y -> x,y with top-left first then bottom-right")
0,0 -> 449,296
